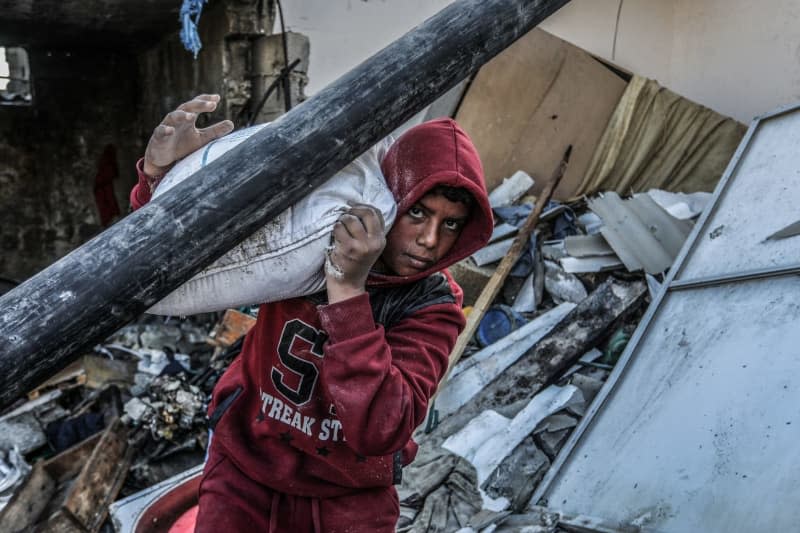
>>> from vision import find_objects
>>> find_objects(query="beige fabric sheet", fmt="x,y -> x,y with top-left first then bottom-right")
572,75 -> 747,199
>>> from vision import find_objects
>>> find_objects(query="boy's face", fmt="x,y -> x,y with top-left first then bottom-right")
376,192 -> 470,276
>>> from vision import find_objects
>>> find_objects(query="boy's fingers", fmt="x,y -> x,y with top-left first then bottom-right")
177,94 -> 221,112
199,120 -> 234,143
194,93 -> 221,102
347,205 -> 385,235
153,124 -> 175,140
332,220 -> 355,243
336,214 -> 368,241
164,110 -> 195,126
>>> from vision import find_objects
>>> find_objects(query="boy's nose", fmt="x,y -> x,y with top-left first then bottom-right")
417,222 -> 438,249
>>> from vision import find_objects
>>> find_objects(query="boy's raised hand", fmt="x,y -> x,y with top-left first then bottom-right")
325,204 -> 386,304
143,94 -> 234,177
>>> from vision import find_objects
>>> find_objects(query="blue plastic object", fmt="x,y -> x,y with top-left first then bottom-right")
180,0 -> 207,58
476,305 -> 527,347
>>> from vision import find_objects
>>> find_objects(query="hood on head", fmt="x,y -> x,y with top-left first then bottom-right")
371,118 -> 493,285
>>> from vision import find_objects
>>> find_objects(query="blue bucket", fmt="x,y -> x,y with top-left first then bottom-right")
476,304 -> 527,347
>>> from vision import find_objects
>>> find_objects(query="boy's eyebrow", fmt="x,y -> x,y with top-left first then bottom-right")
416,198 -> 468,223
415,198 -> 434,213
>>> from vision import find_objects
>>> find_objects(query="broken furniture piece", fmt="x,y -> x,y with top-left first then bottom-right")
0,418 -> 131,532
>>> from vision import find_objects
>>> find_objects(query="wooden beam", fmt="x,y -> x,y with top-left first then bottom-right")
428,277 -> 646,445
443,145 -> 572,384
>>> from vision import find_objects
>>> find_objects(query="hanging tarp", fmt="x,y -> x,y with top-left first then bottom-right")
572,75 -> 746,198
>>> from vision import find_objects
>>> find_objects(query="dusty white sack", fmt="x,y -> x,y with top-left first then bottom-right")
148,124 -> 397,315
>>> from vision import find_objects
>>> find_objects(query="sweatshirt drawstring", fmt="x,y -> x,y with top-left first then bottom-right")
312,497 -> 322,533
269,491 -> 280,533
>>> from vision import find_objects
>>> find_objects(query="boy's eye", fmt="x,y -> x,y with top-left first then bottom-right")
444,219 -> 462,232
408,206 -> 424,219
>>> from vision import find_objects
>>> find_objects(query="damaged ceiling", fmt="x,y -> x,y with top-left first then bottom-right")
0,0 -> 182,48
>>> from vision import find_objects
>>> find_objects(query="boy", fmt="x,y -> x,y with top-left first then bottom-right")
131,94 -> 493,532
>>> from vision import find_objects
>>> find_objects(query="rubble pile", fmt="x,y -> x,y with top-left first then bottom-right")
396,177 -> 709,532
0,311 -> 244,531
0,170 -> 705,533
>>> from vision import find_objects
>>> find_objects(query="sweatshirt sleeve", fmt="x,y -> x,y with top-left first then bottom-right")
130,157 -> 161,210
317,290 -> 464,457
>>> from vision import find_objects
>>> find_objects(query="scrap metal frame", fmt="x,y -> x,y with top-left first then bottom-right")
531,101 -> 800,503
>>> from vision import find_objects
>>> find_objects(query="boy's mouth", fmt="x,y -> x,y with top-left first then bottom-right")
404,253 -> 434,270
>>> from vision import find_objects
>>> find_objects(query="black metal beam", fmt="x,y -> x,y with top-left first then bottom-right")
0,0 -> 570,408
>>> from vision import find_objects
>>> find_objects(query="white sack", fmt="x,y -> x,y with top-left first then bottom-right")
148,124 -> 397,315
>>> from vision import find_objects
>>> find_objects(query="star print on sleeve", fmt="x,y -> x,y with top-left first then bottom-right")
316,447 -> 330,457
279,431 -> 293,443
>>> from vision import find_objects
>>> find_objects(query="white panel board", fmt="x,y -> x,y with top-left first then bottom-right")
677,110 -> 800,281
539,105 -> 800,532
542,279 -> 800,532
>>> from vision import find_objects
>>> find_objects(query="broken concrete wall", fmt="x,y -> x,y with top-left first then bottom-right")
0,0 -> 310,284
0,48 -> 139,282
136,0 -> 306,136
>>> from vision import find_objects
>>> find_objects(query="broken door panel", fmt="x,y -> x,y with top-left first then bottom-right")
536,103 -> 800,533
676,108 -> 800,282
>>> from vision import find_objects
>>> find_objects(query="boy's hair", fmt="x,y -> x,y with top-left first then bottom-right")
426,185 -> 474,208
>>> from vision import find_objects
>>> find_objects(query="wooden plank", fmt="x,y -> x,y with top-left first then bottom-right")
456,28 -> 627,200
428,277 -> 646,445
27,360 -> 86,400
207,309 -> 257,348
442,146 -> 571,386
60,418 -> 131,532
42,432 -> 102,484
0,463 -> 57,533
81,355 -> 137,389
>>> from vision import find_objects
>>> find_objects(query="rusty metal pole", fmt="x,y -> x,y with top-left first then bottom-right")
0,0 -> 570,408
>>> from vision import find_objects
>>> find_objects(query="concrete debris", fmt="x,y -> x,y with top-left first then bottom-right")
534,414 -> 579,435
489,171 -> 536,208
0,309 -> 230,532
0,447 -> 30,513
534,427 -> 571,459
123,397 -> 152,423
0,412 -> 45,455
587,191 -> 693,274
135,349 -> 192,375
442,385 -> 582,485
473,238 -> 516,266
567,373 -> 605,407
482,436 -> 550,511
440,303 -> 575,419
127,375 -> 207,442
543,260 -> 588,304
646,189 -> 712,220
564,234 -> 616,257
400,275 -> 646,529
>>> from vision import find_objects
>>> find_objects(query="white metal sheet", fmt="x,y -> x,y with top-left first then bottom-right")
539,104 -> 800,532
677,110 -> 800,281
543,278 -> 800,532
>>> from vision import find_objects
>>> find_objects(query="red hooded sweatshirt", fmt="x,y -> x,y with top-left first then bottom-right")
131,118 -> 493,501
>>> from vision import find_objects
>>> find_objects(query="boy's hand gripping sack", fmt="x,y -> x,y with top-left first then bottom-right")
148,124 -> 397,315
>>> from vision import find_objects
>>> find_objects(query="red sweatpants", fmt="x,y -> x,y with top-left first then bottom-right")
195,452 -> 400,533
